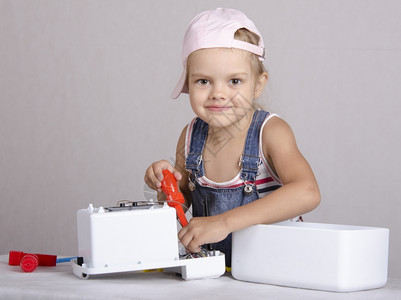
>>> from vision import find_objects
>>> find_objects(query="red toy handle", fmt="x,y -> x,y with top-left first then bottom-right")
9,251 -> 57,272
161,170 -> 188,227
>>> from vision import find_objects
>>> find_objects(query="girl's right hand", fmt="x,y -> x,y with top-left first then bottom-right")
144,160 -> 182,193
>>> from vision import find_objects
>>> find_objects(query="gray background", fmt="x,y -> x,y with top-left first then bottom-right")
1,0 -> 400,278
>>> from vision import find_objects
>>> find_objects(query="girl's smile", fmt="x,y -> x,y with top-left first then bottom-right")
205,105 -> 233,112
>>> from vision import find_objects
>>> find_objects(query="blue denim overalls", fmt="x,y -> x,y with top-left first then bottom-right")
185,110 -> 270,267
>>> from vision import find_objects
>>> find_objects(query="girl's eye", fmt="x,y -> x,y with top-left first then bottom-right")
230,78 -> 241,85
197,79 -> 210,85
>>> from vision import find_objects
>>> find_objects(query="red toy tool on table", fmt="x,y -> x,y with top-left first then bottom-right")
8,251 -> 76,272
160,170 -> 188,227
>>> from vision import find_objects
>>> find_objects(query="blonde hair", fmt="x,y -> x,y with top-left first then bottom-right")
233,28 -> 267,78
234,28 -> 267,109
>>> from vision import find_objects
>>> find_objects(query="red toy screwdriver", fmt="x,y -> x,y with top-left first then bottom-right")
161,170 -> 188,227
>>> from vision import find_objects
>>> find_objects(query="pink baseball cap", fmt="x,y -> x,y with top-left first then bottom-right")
171,8 -> 265,99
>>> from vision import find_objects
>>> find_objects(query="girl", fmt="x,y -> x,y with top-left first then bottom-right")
144,8 -> 320,266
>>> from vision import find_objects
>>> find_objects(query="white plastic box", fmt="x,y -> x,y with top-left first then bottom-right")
232,222 -> 389,292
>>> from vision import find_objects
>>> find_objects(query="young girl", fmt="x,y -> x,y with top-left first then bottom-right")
144,8 -> 320,266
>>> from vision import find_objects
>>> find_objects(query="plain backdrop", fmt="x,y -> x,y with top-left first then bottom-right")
1,0 -> 400,278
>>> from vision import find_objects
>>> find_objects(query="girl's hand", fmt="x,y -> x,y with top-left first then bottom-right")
178,215 -> 230,253
144,160 -> 182,193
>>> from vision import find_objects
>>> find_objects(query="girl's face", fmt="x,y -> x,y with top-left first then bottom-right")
187,48 -> 267,129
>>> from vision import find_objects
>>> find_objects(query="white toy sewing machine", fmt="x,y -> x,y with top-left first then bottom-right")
72,201 -> 225,280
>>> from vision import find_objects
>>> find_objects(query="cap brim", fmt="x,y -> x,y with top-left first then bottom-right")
171,65 -> 188,99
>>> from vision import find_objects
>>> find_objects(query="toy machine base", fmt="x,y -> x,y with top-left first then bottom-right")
72,252 -> 225,280
232,221 -> 389,292
73,202 -> 226,281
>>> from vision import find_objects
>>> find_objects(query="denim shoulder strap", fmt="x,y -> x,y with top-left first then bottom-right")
185,117 -> 208,178
240,110 -> 270,181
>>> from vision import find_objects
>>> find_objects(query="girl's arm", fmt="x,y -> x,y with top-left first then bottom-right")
224,116 -> 320,228
178,116 -> 320,253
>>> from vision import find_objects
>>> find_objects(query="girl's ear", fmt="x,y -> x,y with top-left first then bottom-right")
254,72 -> 268,98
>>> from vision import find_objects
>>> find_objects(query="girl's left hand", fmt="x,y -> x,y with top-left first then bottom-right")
178,215 -> 229,253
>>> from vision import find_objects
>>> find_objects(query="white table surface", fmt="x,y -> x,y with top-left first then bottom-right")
1,254 -> 400,300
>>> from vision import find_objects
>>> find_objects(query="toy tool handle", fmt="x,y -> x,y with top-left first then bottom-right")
161,170 -> 188,227
161,170 -> 183,202
9,251 -> 57,267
